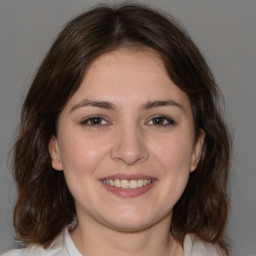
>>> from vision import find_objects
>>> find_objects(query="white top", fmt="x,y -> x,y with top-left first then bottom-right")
1,227 -> 225,256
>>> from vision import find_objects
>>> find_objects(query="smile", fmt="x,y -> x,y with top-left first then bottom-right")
102,179 -> 153,189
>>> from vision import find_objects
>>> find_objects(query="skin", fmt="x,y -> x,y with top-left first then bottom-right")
49,48 -> 204,256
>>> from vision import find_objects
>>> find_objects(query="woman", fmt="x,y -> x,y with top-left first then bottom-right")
2,3 -> 231,256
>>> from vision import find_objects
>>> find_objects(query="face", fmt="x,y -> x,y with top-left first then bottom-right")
49,48 -> 204,232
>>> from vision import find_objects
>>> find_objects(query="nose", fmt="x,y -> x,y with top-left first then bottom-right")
110,124 -> 149,166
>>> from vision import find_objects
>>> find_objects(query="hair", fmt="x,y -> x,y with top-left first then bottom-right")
12,3 -> 231,255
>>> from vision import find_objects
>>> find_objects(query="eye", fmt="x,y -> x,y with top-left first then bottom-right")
80,116 -> 109,126
147,116 -> 176,126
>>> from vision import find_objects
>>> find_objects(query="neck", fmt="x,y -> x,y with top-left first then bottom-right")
70,214 -> 183,256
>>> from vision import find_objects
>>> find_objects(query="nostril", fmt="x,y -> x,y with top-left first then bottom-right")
110,127 -> 149,165
110,144 -> 149,165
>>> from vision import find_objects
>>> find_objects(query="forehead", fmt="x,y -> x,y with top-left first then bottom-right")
85,48 -> 166,85
90,47 -> 163,69
66,48 -> 191,110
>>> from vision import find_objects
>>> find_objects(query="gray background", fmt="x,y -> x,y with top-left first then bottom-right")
0,0 -> 255,255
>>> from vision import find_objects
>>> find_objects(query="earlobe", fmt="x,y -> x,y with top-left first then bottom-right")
190,130 -> 205,172
48,136 -> 63,171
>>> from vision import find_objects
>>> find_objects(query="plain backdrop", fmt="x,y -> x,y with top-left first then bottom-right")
0,0 -> 255,255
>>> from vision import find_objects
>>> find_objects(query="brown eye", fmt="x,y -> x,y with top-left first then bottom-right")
147,116 -> 175,126
81,116 -> 108,126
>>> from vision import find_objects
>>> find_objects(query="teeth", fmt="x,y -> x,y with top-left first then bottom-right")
114,179 -> 121,187
137,179 -> 143,187
121,179 -> 129,188
129,180 -> 137,189
102,179 -> 153,189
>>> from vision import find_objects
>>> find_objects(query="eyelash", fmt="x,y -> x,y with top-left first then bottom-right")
80,115 -> 176,127
80,116 -> 109,126
146,115 -> 176,126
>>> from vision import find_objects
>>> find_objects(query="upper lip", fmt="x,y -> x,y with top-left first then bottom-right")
100,174 -> 156,181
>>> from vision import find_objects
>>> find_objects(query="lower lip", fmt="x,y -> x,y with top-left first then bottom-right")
101,182 -> 155,198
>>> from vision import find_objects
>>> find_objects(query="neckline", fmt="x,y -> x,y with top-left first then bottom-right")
64,226 -> 193,256
64,227 -> 83,256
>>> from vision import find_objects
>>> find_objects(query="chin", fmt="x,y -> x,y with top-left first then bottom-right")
107,220 -> 154,232
102,209 -> 171,232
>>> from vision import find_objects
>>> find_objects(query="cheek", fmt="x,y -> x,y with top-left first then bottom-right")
154,135 -> 193,204
151,132 -> 194,173
150,131 -> 193,198
57,131 -> 108,178
57,132 -> 111,205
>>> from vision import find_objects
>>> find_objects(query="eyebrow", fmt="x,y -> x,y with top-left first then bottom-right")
140,100 -> 183,111
70,99 -> 117,112
70,99 -> 183,112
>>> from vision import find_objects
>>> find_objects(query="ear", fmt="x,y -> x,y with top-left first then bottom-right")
48,136 -> 63,171
190,130 -> 205,172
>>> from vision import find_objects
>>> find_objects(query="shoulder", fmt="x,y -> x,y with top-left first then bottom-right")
183,234 -> 226,256
1,246 -> 61,256
1,228 -> 69,256
1,246 -> 59,256
1,243 -> 67,256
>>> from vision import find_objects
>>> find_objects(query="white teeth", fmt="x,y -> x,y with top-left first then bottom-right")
102,179 -> 153,189
121,179 -> 129,188
129,180 -> 138,189
114,179 -> 121,187
138,179 -> 143,187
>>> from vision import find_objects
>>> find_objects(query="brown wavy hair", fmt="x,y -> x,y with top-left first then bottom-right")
12,3 -> 231,254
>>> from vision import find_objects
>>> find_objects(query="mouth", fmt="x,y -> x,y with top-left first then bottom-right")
102,178 -> 153,189
100,174 -> 156,197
